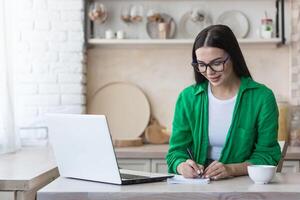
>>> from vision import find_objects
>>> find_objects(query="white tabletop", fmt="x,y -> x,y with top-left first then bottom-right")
0,147 -> 59,190
37,173 -> 300,200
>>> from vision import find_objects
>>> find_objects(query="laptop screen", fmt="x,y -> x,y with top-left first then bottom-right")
47,114 -> 122,184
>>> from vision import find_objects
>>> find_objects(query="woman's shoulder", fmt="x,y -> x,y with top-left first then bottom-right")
244,78 -> 274,97
242,78 -> 273,94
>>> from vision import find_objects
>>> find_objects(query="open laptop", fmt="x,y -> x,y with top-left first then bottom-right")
46,114 -> 173,185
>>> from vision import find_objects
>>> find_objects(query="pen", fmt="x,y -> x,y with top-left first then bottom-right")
186,148 -> 203,175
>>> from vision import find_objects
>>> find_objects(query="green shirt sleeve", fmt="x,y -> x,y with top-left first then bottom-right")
166,92 -> 192,174
246,91 -> 281,166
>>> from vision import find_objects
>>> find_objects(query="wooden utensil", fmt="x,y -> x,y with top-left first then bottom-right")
278,101 -> 289,141
144,117 -> 170,144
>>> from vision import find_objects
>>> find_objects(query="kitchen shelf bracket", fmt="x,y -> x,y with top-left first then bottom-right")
276,0 -> 286,45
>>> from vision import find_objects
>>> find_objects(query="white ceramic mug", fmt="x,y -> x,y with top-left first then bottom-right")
247,165 -> 276,184
105,29 -> 115,39
116,30 -> 125,39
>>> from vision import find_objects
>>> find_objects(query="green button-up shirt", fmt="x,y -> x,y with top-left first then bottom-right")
166,77 -> 281,174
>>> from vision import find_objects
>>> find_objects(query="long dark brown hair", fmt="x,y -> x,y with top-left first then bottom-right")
192,25 -> 252,83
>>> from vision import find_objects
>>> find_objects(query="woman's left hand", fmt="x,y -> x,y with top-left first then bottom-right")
202,160 -> 232,180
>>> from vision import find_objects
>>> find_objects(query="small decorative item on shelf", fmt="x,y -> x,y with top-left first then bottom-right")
88,2 -> 107,38
260,11 -> 274,39
116,30 -> 126,39
260,18 -> 273,39
179,9 -> 212,39
146,13 -> 176,39
105,29 -> 115,39
158,21 -> 168,39
130,5 -> 143,22
147,9 -> 161,22
88,2 -> 107,24
121,5 -> 131,23
190,8 -> 205,23
121,5 -> 143,23
157,17 -> 172,39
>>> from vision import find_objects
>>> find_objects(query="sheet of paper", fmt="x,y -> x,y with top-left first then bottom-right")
167,175 -> 210,184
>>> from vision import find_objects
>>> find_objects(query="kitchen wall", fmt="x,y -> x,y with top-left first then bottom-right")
15,0 -> 86,146
291,0 -> 300,104
14,0 -> 300,145
87,0 -> 293,130
87,45 -> 290,130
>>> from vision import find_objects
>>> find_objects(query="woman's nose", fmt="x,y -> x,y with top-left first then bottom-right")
206,66 -> 215,75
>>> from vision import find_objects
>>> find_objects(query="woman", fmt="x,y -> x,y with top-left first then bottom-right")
166,25 -> 281,180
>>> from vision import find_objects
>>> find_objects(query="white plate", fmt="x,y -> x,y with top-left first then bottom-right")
216,10 -> 250,38
88,82 -> 151,140
179,10 -> 212,39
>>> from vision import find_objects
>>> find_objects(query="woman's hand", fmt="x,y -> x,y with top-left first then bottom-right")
203,161 -> 250,180
203,160 -> 232,180
177,159 -> 204,178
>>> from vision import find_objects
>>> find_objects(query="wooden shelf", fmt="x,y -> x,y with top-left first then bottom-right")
88,38 -> 282,46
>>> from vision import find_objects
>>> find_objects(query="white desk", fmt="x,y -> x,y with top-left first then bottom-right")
37,173 -> 300,200
0,147 -> 59,200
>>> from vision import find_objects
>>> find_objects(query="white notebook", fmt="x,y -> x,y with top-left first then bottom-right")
167,175 -> 210,184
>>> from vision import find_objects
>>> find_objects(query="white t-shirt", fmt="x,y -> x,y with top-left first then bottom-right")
207,84 -> 237,161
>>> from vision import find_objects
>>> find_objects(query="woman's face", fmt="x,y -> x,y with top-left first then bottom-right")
195,47 -> 235,87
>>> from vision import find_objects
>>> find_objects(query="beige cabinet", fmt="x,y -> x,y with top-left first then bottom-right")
117,158 -> 168,173
118,158 -> 300,174
116,144 -> 300,175
117,159 -> 151,172
151,159 -> 168,173
282,160 -> 300,173
0,192 -> 15,200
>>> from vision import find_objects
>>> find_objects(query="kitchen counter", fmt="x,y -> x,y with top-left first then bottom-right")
37,173 -> 300,200
0,147 -> 59,200
285,146 -> 300,160
115,144 -> 300,160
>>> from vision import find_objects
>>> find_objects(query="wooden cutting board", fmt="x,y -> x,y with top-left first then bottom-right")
113,138 -> 143,147
88,82 -> 151,141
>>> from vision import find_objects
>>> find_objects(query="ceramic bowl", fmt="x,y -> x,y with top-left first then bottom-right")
247,165 -> 276,184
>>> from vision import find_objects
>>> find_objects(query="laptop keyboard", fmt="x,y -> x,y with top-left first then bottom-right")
120,173 -> 149,180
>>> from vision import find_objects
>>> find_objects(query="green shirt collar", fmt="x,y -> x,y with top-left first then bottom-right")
193,77 -> 260,96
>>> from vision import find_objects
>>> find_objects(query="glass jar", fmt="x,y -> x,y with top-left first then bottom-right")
260,18 -> 273,39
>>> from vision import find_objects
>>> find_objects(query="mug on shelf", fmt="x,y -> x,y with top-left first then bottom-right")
116,30 -> 126,39
105,29 -> 115,39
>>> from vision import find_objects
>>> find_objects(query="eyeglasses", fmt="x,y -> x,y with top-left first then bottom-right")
191,56 -> 230,73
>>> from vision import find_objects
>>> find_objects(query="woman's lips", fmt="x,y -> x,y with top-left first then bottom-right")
208,75 -> 221,82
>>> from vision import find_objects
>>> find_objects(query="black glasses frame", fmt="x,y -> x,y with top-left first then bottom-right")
191,56 -> 230,73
